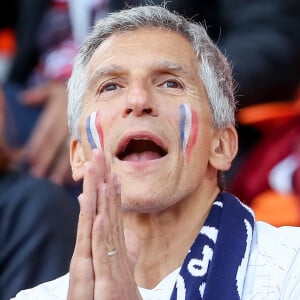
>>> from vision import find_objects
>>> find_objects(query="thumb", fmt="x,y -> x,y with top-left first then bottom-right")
124,228 -> 140,273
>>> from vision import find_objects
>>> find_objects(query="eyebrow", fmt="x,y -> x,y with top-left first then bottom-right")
88,65 -> 123,89
156,59 -> 195,78
87,59 -> 195,89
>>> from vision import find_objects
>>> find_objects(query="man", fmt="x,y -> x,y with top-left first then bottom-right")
12,6 -> 300,299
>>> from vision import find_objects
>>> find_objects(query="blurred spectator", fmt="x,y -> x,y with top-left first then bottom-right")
0,0 -> 94,196
0,84 -> 79,300
231,89 -> 300,226
1,0 -> 300,203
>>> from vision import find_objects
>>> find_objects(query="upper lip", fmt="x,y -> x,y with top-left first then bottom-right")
115,131 -> 168,160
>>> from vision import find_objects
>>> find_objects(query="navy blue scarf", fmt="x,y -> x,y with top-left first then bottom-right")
170,192 -> 255,299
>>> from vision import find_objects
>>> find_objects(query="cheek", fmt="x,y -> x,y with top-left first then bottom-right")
179,103 -> 198,161
86,110 -> 104,150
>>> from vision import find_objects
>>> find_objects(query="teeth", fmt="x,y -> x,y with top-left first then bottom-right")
133,137 -> 150,140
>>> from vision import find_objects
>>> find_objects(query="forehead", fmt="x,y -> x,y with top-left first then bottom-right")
86,28 -> 199,77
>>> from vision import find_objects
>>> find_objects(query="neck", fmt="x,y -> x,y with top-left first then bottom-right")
123,186 -> 220,289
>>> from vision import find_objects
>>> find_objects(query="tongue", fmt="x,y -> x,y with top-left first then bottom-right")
123,151 -> 161,162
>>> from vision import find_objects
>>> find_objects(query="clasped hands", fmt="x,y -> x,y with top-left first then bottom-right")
67,149 -> 141,300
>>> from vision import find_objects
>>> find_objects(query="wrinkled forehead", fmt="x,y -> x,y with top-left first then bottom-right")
85,28 -> 198,76
90,23 -> 191,54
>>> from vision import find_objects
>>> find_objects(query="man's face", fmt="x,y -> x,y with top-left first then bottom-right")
74,28 -> 217,212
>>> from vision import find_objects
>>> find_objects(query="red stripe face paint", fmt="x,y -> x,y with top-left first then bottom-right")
179,103 -> 198,161
86,110 -> 104,150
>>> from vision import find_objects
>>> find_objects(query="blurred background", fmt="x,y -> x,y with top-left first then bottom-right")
0,0 -> 299,298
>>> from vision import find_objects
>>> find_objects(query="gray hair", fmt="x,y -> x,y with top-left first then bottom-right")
67,5 -> 236,140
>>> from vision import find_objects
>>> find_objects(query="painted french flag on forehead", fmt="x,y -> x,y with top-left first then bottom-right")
179,103 -> 192,151
86,110 -> 104,150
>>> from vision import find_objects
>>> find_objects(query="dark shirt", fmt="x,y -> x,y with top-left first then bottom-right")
0,170 -> 79,300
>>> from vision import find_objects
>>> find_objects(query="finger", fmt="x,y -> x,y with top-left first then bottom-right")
68,194 -> 94,300
92,175 -> 141,299
68,162 -> 98,300
92,213 -> 117,297
96,182 -> 120,266
105,176 -> 141,287
68,162 -> 99,299
92,185 -> 114,292
103,174 -> 129,278
92,148 -> 108,190
82,162 -> 98,217
95,173 -> 123,256
94,184 -> 111,263
72,194 -> 94,258
91,149 -> 109,217
106,173 -> 123,243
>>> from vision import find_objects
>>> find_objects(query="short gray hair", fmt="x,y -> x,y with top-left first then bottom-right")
67,5 -> 236,140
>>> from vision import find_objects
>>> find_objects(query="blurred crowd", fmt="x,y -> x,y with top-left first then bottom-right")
0,0 -> 299,298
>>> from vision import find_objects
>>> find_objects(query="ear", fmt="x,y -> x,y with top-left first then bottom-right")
209,126 -> 238,171
70,139 -> 87,181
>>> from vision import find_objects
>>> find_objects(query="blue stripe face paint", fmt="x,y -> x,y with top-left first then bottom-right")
86,110 -> 104,150
179,103 -> 192,152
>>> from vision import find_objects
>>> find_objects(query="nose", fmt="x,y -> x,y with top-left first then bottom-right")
122,81 -> 158,117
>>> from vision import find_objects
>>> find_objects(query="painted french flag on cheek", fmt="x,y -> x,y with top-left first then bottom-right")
86,110 -> 104,150
179,103 -> 198,159
180,103 -> 192,151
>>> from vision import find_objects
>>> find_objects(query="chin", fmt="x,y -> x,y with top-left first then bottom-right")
121,193 -> 170,213
119,179 -> 182,213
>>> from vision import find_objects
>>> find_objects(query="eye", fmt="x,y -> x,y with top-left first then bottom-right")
99,82 -> 121,94
160,80 -> 182,89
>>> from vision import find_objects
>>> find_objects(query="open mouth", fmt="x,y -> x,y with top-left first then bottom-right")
117,138 -> 168,162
